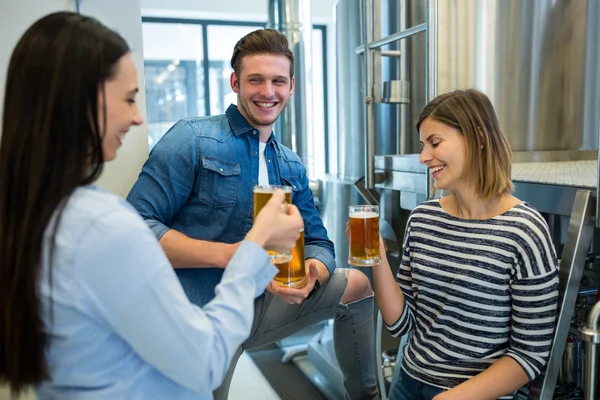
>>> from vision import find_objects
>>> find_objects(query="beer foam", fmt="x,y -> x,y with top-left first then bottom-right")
254,186 -> 292,194
349,211 -> 378,219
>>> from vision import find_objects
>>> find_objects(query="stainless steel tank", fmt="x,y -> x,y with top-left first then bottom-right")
268,0 -> 316,175
434,0 -> 599,152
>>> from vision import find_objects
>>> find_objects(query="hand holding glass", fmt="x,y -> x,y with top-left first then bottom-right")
253,185 -> 293,264
253,185 -> 307,288
348,205 -> 381,266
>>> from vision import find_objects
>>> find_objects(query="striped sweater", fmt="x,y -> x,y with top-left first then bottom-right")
386,199 -> 559,399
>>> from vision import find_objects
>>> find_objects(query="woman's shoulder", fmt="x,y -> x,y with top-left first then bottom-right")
502,201 -> 547,228
57,186 -> 147,242
411,199 -> 443,216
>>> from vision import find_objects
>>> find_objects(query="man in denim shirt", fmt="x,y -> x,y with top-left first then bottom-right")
127,29 -> 379,400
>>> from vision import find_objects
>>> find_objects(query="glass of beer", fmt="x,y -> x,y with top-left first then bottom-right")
253,185 -> 293,264
274,228 -> 308,288
348,205 -> 381,266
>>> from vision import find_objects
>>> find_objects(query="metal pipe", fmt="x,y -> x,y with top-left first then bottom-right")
587,301 -> 600,335
398,0 -> 410,155
424,0 -> 438,199
355,24 -> 426,54
584,339 -> 597,400
363,0 -> 376,189
369,23 -> 427,50
580,301 -> 600,400
356,47 -> 403,57
381,50 -> 402,57
579,287 -> 599,297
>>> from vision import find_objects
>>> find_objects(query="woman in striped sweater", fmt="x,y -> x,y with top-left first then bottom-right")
375,89 -> 559,400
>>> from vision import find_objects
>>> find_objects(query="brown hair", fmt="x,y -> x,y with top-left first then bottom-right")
417,89 -> 513,200
0,12 -> 129,395
230,29 -> 294,79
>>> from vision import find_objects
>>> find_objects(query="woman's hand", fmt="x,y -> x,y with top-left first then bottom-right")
245,190 -> 303,252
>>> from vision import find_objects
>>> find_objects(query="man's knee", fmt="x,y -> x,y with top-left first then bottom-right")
341,269 -> 373,304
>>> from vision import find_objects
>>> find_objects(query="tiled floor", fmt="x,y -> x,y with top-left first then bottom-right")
0,352 -> 280,400
229,352 -> 280,400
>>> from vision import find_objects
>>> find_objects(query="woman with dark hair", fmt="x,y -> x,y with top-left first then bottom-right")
372,89 -> 559,400
0,11 -> 302,399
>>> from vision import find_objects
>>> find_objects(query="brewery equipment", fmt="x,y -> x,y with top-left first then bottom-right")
269,0 -> 600,398
352,0 -> 600,399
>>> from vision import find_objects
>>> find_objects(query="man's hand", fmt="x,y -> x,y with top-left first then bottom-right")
267,261 -> 321,304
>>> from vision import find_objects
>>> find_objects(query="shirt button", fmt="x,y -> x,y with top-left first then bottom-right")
254,130 -> 258,135
254,151 -> 258,156
219,168 -> 223,172
267,159 -> 271,163
293,185 -> 296,189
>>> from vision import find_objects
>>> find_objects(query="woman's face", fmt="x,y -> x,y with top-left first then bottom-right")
99,53 -> 143,162
419,116 -> 466,192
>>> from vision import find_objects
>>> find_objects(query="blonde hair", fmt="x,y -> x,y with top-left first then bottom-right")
417,89 -> 513,200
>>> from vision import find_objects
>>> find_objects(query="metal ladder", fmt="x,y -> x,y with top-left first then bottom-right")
528,189 -> 596,399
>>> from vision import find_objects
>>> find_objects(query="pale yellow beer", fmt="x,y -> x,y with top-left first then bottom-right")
253,185 -> 293,263
274,229 -> 307,288
348,205 -> 381,266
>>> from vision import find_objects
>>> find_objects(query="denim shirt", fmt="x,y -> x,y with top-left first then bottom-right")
127,105 -> 335,291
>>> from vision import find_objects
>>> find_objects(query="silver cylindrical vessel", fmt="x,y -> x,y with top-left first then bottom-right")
434,0 -> 599,152
268,0 -> 315,175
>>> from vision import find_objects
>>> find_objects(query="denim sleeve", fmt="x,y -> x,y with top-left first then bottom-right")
293,169 -> 336,275
126,120 -> 198,240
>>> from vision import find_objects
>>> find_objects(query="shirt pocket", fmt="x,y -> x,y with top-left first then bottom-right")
199,156 -> 240,208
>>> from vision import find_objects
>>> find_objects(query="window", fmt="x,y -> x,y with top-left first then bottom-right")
142,17 -> 328,171
206,25 -> 258,114
142,22 -> 205,148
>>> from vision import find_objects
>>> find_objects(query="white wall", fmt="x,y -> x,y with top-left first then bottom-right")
0,0 -> 149,198
80,0 -> 149,198
0,0 -> 74,127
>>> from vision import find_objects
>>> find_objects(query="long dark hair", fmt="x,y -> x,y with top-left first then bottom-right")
0,12 -> 129,394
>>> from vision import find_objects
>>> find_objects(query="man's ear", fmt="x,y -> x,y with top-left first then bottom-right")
289,76 -> 295,95
230,72 -> 240,93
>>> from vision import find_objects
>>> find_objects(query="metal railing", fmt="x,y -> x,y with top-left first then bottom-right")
359,0 -> 437,200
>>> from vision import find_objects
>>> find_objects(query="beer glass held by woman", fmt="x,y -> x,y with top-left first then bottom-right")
0,12 -> 302,400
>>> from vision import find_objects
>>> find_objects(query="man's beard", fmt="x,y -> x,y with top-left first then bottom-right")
239,99 -> 284,127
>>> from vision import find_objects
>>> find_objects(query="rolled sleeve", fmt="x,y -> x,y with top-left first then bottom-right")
145,219 -> 171,240
385,297 -> 412,338
305,245 -> 336,275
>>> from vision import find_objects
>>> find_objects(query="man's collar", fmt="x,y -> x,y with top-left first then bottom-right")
225,104 -> 256,136
225,104 -> 276,143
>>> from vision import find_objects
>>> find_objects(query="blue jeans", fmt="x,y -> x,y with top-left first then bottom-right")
388,368 -> 445,400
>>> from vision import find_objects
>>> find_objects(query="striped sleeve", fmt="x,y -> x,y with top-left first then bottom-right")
386,217 -> 416,338
506,213 -> 559,380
